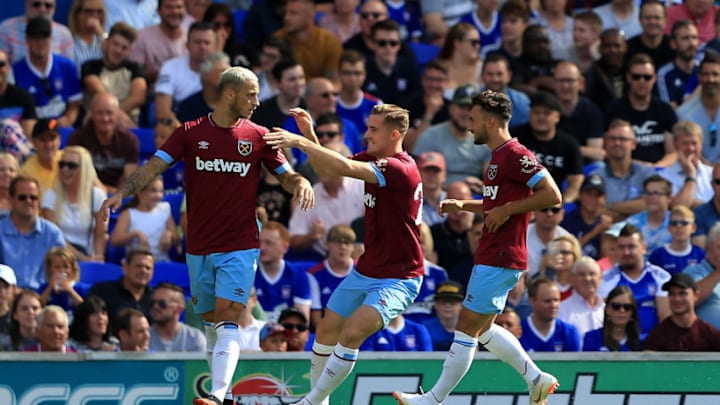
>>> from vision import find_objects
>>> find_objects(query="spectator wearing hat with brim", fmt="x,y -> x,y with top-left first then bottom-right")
18,118 -> 61,198
413,84 -> 491,192
421,280 -> 464,351
12,16 -> 81,127
278,307 -> 312,352
643,273 -> 720,351
0,264 -> 17,350
259,322 -> 289,352
561,174 -> 614,260
514,91 -> 584,203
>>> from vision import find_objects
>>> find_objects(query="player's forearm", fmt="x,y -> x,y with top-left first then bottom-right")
116,156 -> 168,198
279,172 -> 310,195
458,199 -> 484,214
299,139 -> 351,177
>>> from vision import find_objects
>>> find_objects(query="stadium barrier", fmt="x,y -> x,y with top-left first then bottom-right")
0,352 -> 718,404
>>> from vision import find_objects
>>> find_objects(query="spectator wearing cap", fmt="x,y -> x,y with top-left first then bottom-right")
24,304 -> 77,352
0,264 -> 17,350
589,119 -> 657,220
604,53 -> 678,167
12,16 -> 81,127
0,49 -> 37,137
648,205 -> 705,276
561,174 -> 613,259
515,91 -> 584,203
413,84 -> 491,189
643,273 -> 720,351
553,60 -> 605,163
0,175 -> 64,289
362,19 -> 420,105
308,224 -> 356,328
0,0 -> 74,64
683,222 -> 720,330
660,121 -> 713,209
18,118 -> 60,198
278,307 -> 311,352
417,152 -> 447,227
479,54 -> 530,129
259,322 -> 288,352
422,280 -> 464,351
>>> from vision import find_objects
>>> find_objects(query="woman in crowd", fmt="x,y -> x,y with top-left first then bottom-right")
583,285 -> 642,351
41,146 -> 107,262
8,290 -> 43,351
68,0 -> 106,68
37,247 -> 90,321
203,3 -> 257,68
111,176 -> 180,262
436,23 -> 483,99
0,153 -> 19,215
318,0 -> 361,44
69,295 -> 119,351
540,234 -> 583,300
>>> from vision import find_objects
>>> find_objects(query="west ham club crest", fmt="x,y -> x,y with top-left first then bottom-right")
238,140 -> 252,156
487,164 -> 498,180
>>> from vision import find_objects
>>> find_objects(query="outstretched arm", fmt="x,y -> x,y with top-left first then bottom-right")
265,129 -> 379,184
98,156 -> 169,222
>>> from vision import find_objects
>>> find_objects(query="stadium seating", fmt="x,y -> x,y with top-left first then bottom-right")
132,127 -> 157,160
234,9 -> 248,43
59,126 -> 74,148
151,262 -> 191,296
163,192 -> 184,225
410,41 -> 440,68
79,262 -> 123,285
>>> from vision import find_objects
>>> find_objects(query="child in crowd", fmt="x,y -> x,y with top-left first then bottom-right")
111,177 -> 181,262
648,205 -> 705,275
38,247 -> 90,322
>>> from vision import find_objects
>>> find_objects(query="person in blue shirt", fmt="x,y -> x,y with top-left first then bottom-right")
422,280 -> 464,351
583,285 -> 642,351
648,205 -> 705,275
0,176 -> 65,289
37,247 -> 90,321
520,278 -> 581,352
254,221 -> 312,323
361,313 -> 433,352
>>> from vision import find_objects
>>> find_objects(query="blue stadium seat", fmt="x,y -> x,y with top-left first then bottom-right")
163,192 -> 184,225
234,10 -> 248,42
79,262 -> 123,285
59,126 -> 74,148
409,42 -> 440,67
132,127 -> 156,159
151,262 -> 190,295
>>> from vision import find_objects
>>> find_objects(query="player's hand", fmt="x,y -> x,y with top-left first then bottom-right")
294,177 -> 315,211
98,193 -> 125,223
438,199 -> 463,215
484,204 -> 510,233
265,129 -> 304,149
288,108 -> 314,138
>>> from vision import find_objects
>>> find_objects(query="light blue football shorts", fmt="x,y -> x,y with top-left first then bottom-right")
464,264 -> 523,314
326,269 -> 422,326
186,248 -> 259,315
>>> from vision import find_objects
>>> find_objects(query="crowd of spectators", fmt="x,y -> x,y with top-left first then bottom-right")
1,0 -> 720,355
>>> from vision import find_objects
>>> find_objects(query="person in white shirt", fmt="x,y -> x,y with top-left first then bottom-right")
558,256 -> 605,342
661,120 -> 714,208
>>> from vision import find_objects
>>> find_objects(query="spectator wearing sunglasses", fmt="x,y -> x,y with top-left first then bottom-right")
18,118 -> 61,197
0,175 -> 64,289
278,306 -> 312,352
296,113 -> 351,185
691,163 -> 720,250
677,52 -> 720,165
604,53 -> 678,168
527,204 -> 570,278
362,19 -> 420,105
648,205 -> 705,276
643,273 -> 720,351
13,17 -> 81,127
0,0 -> 74,64
583,285 -> 641,351
625,175 -> 673,253
149,282 -> 206,352
660,121 -> 713,209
